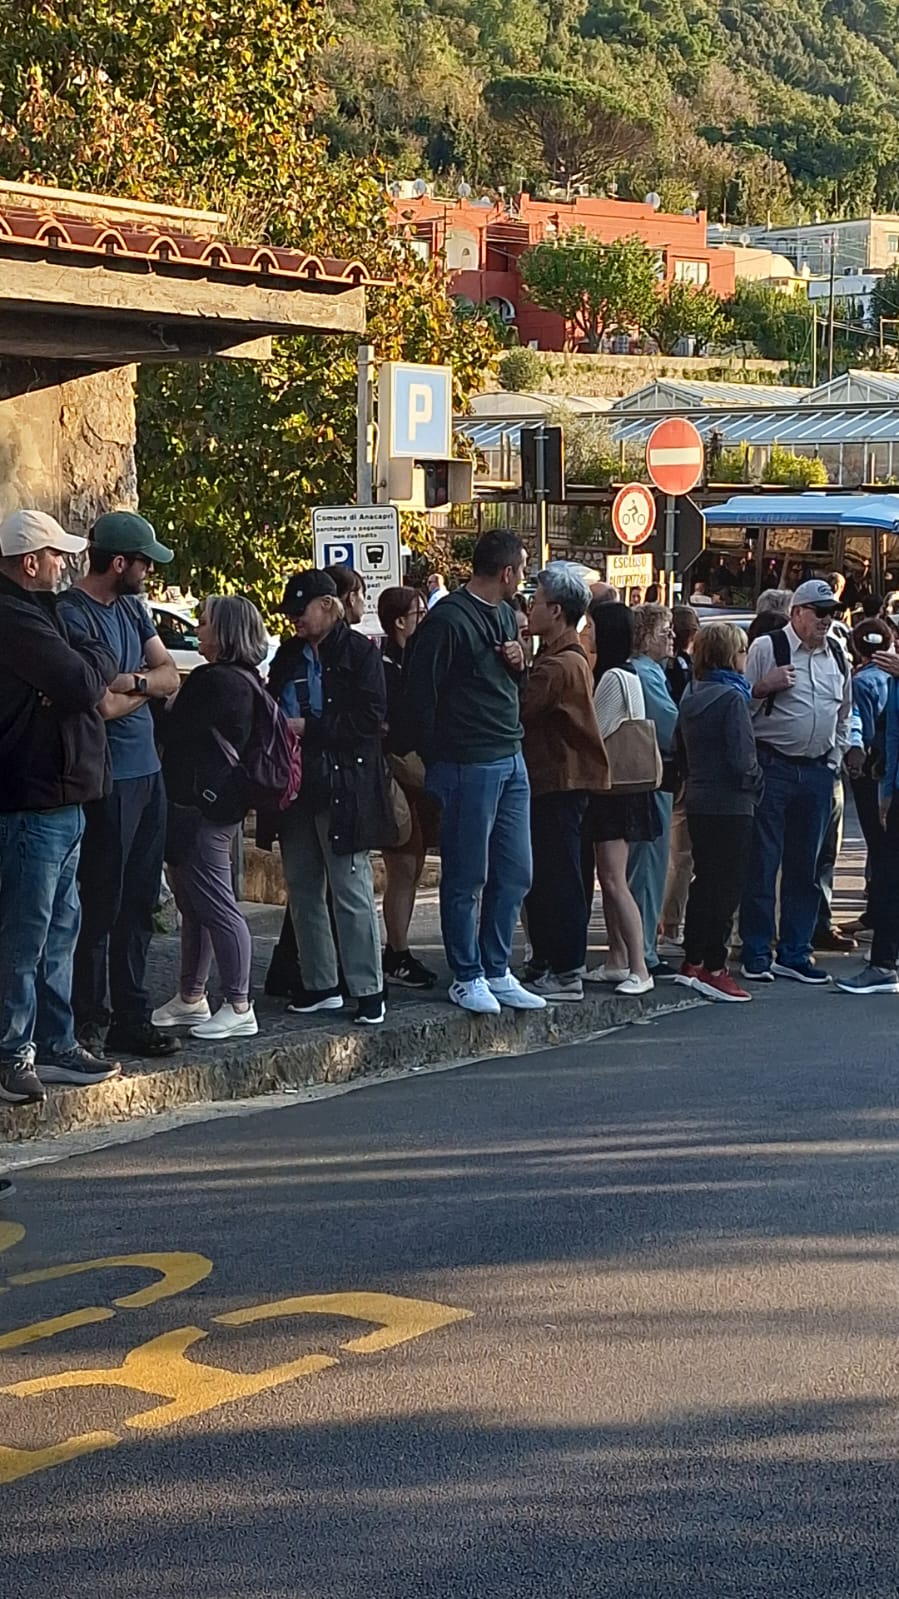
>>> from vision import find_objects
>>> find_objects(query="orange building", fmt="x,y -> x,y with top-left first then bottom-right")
390,191 -> 735,351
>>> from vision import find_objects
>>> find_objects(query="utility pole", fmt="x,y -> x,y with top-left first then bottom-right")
535,420 -> 548,569
827,235 -> 836,383
356,343 -> 375,505
811,306 -> 818,388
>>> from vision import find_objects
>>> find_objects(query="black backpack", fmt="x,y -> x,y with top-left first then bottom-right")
764,626 -> 848,716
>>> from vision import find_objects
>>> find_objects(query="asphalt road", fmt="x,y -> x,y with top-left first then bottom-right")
2,973 -> 898,1599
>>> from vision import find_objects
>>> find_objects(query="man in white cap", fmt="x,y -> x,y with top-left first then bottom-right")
0,508 -> 123,1119
739,577 -> 852,986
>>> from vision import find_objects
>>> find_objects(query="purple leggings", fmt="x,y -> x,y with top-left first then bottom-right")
170,821 -> 251,1005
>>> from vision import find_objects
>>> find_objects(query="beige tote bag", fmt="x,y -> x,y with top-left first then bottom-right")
603,669 -> 663,795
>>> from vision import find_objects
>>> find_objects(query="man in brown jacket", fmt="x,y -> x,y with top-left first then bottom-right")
521,563 -> 610,1000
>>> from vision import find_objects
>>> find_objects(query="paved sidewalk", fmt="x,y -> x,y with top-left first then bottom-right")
0,835 -> 869,1147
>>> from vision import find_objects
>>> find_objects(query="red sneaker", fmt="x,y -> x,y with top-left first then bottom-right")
694,966 -> 752,1003
674,962 -> 702,989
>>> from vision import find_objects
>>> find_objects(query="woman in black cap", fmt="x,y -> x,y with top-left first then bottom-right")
264,570 -> 398,1025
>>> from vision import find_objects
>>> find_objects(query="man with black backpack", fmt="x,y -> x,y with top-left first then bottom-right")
740,579 -> 852,985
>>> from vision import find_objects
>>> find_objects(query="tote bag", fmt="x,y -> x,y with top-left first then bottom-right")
602,668 -> 663,795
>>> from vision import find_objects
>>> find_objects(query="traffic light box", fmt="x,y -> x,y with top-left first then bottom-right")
377,457 -> 474,509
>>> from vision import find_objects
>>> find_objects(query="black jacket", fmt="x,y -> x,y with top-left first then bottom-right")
265,621 -> 397,854
159,663 -> 258,813
0,573 -> 118,813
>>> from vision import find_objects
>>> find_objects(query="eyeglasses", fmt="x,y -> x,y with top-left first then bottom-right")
801,604 -> 837,619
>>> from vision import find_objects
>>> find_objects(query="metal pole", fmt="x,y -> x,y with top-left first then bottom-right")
827,238 -> 836,383
664,493 -> 676,606
811,307 -> 818,388
536,421 -> 548,568
356,343 -> 375,505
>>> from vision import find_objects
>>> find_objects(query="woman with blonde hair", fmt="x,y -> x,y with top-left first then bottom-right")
153,594 -> 271,1040
674,621 -> 762,1003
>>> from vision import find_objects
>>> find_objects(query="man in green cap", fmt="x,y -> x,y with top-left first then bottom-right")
58,510 -> 182,1057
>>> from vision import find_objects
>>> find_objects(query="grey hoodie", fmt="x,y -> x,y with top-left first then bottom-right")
677,678 -> 763,816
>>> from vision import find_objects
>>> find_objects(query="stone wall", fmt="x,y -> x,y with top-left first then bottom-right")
0,359 -> 137,532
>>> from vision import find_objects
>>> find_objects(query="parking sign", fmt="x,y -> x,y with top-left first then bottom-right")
312,505 -> 401,634
380,362 -> 452,459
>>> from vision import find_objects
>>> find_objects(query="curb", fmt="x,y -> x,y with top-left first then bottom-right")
0,989 -> 703,1147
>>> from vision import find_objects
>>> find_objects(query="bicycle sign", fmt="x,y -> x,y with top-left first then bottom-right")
611,483 -> 656,548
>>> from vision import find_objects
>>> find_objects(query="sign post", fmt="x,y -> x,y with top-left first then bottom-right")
312,504 -> 401,635
645,419 -> 704,605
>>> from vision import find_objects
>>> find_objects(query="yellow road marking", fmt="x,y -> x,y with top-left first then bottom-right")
9,1251 -> 212,1308
0,1307 -> 114,1352
0,1431 -> 119,1486
216,1291 -> 473,1353
0,1223 -> 25,1257
4,1325 -> 336,1432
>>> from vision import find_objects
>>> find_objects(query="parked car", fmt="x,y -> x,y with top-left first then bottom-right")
149,601 -> 278,679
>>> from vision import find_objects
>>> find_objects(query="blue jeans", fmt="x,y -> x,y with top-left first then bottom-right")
627,791 -> 674,969
740,749 -> 835,969
0,806 -> 84,1066
427,755 -> 532,983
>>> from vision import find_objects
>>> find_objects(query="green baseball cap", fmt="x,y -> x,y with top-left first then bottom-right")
90,510 -> 174,564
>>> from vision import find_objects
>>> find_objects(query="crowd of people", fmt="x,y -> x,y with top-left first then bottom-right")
2,507 -> 896,1199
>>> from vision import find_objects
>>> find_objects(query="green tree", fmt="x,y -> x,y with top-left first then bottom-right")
726,282 -> 815,366
0,0 -> 501,615
652,281 -> 729,354
485,73 -> 655,193
521,231 -> 660,351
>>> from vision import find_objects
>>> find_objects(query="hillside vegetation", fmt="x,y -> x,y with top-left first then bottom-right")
321,0 -> 899,222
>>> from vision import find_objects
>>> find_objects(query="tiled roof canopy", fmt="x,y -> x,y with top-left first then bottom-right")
0,205 -> 377,292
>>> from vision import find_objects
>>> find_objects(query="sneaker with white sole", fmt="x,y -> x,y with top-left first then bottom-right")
36,1046 -> 122,1086
449,978 -> 501,1015
526,972 -> 584,1002
286,989 -> 344,1015
583,964 -> 630,985
615,973 -> 655,996
151,994 -> 211,1028
190,1003 -> 259,1040
835,965 -> 899,995
487,973 -> 547,1010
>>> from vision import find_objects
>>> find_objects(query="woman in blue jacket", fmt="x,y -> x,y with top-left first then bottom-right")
838,638 -> 899,994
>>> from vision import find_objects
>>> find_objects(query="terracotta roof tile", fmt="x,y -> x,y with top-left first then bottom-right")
0,205 -> 379,289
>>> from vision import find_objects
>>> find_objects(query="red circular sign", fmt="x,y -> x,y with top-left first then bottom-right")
611,483 -> 656,547
645,418 -> 705,496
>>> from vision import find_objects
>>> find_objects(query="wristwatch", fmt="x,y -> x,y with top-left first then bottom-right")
134,674 -> 148,696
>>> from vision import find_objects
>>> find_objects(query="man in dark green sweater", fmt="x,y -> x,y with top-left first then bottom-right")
404,531 -> 546,1016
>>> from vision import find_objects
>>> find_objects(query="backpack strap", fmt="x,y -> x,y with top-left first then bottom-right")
764,627 -> 792,716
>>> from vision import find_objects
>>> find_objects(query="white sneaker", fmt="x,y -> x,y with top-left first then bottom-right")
151,993 -> 211,1027
449,978 -> 501,1015
526,972 -> 584,1002
190,1003 -> 259,1040
615,973 -> 655,996
584,964 -> 630,985
487,972 -> 548,1010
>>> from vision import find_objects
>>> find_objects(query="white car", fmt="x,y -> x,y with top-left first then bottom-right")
148,601 -> 279,679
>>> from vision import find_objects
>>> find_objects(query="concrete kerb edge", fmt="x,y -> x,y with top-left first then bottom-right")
0,991 -> 705,1147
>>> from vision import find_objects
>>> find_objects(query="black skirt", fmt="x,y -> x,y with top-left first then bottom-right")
585,789 -> 662,845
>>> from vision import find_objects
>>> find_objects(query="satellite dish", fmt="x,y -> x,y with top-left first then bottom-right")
739,232 -> 751,246
645,192 -> 662,211
388,180 -> 402,198
458,180 -> 472,198
412,177 -> 429,197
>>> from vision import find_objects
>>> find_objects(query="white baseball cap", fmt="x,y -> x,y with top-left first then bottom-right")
0,508 -> 87,557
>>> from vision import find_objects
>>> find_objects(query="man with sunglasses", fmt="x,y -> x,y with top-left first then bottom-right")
739,579 -> 852,985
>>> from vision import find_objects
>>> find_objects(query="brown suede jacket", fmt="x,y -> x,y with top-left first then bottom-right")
521,627 -> 610,798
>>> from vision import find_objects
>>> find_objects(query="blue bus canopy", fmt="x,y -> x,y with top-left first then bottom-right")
704,493 -> 899,532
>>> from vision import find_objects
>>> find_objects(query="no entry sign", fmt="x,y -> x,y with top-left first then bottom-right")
645,418 -> 704,496
611,483 -> 656,547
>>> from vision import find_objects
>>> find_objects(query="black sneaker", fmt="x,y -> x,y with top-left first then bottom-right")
0,1178 -> 16,1201
383,947 -> 438,989
286,988 -> 344,1014
771,959 -> 830,986
105,1022 -> 180,1058
36,1046 -> 123,1086
835,965 -> 899,995
354,993 -> 386,1025
0,1062 -> 47,1105
648,960 -> 677,982
77,1028 -> 108,1058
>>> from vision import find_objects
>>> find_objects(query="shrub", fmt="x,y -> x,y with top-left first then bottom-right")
498,347 -> 546,391
761,447 -> 828,488
708,447 -> 748,483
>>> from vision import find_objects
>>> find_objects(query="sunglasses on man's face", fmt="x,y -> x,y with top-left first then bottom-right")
802,604 -> 837,619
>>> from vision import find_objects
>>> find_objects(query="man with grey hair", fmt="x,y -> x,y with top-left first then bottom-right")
756,588 -> 793,616
0,509 -> 122,1106
521,563 -> 610,999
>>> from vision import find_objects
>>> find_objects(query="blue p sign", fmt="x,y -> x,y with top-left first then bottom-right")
382,363 -> 452,459
323,542 -> 354,568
